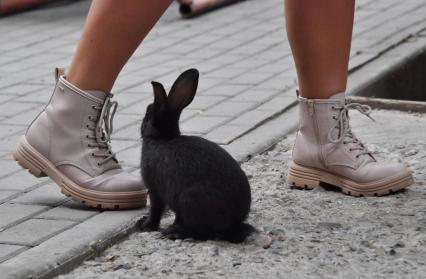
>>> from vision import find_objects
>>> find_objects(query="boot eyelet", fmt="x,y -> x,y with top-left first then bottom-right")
97,163 -> 101,166
91,153 -> 95,156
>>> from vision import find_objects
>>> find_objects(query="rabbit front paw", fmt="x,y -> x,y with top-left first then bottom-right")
137,216 -> 160,232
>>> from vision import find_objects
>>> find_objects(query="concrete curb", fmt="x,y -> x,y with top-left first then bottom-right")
0,210 -> 146,279
1,24 -> 425,279
347,30 -> 426,102
225,104 -> 298,162
348,96 -> 426,113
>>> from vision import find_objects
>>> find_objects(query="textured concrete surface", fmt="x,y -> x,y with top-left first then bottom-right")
61,109 -> 426,279
0,0 -> 425,277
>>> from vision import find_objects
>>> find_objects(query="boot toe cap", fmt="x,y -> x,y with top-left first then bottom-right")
97,171 -> 146,193
59,166 -> 146,193
360,161 -> 411,183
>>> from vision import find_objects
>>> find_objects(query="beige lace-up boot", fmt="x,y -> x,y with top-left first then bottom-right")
287,92 -> 413,196
13,69 -> 147,209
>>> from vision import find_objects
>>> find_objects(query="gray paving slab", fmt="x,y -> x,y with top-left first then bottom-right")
180,115 -> 230,134
115,144 -> 143,168
0,94 -> 16,104
204,124 -> 253,145
115,99 -> 152,115
0,218 -> 76,246
256,95 -> 296,111
180,109 -> 202,122
0,191 -> 20,204
0,124 -> 26,140
0,78 -> 24,90
0,137 -> 22,152
35,200 -> 100,222
228,109 -> 279,126
204,101 -> 257,117
0,84 -> 47,96
11,183 -> 69,207
13,86 -> 53,104
0,244 -> 27,263
0,170 -> 49,192
0,160 -> 24,178
1,108 -> 43,126
230,72 -> 277,85
186,95 -> 228,110
229,89 -> 280,103
111,124 -> 141,141
0,203 -> 48,231
110,139 -> 141,154
202,83 -> 248,96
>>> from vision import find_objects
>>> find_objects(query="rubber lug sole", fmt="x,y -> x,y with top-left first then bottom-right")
287,161 -> 413,197
13,136 -> 147,209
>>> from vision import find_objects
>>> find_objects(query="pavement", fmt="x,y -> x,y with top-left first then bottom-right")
0,0 -> 425,278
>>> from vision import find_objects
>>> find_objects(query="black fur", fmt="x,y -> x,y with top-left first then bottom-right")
139,69 -> 253,243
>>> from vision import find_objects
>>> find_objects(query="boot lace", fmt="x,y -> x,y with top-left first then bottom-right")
328,102 -> 375,159
87,95 -> 119,166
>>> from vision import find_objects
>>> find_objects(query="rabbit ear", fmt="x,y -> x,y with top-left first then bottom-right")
167,69 -> 199,113
151,81 -> 167,109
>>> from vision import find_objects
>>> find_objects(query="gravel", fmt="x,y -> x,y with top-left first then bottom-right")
60,110 -> 426,279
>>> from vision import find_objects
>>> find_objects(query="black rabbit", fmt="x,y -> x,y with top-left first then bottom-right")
138,69 -> 253,243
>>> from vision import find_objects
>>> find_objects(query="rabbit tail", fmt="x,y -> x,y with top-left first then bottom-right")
219,222 -> 255,244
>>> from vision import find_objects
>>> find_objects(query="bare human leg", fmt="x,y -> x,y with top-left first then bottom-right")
67,0 -> 173,93
285,0 -> 354,99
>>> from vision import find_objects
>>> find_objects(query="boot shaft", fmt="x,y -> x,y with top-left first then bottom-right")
293,92 -> 377,169
26,71 -> 119,176
297,93 -> 345,142
45,75 -> 106,132
293,93 -> 346,169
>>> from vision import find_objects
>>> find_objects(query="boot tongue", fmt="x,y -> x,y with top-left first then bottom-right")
85,90 -> 107,102
328,92 -> 346,104
328,92 -> 376,164
84,89 -> 119,172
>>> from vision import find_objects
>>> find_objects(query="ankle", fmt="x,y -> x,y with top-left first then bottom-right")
59,75 -> 108,99
66,70 -> 112,94
298,85 -> 347,99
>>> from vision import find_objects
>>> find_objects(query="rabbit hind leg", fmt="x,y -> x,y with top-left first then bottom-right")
161,216 -> 191,240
